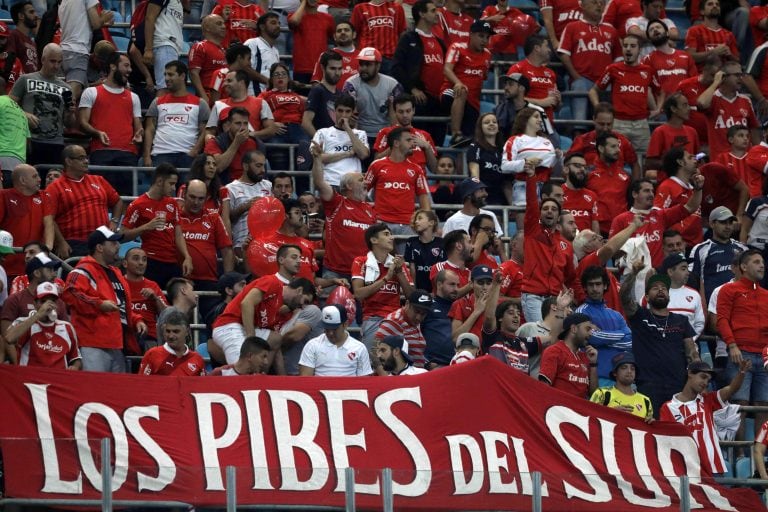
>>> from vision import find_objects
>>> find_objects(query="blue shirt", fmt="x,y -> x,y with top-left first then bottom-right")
690,238 -> 747,303
575,299 -> 632,379
422,295 -> 455,365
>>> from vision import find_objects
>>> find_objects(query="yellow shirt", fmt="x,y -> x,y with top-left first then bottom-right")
590,386 -> 653,419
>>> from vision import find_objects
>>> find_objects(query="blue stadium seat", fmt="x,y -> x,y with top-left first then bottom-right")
559,134 -> 573,152
722,459 -> 733,478
112,35 -> 130,52
735,457 -> 753,479
0,9 -> 11,21
109,11 -> 128,38
196,342 -> 214,373
480,101 -> 496,114
118,240 -> 140,259
745,417 -> 755,442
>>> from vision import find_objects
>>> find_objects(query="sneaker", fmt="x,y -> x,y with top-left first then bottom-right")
450,134 -> 471,148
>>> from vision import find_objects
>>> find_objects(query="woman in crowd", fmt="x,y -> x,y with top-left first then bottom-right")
468,113 -> 505,206
178,153 -> 232,236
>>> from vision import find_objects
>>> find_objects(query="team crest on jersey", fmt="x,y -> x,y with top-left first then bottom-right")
583,194 -> 593,202
185,105 -> 193,112
686,296 -> 693,302
33,197 -> 41,204
188,363 -> 198,372
432,247 -> 441,256
348,352 -> 358,361
407,169 -> 415,177
203,221 -> 211,229
666,59 -> 675,66
166,204 -> 174,212
640,71 -> 648,79
45,332 -> 53,339
560,241 -> 567,250
91,183 -> 100,190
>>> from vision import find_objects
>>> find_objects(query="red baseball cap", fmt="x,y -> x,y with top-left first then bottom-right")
357,47 -> 382,62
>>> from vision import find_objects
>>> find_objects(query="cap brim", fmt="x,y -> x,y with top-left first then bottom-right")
411,303 -> 433,311
0,246 -> 14,254
37,294 -> 59,301
322,322 -> 342,329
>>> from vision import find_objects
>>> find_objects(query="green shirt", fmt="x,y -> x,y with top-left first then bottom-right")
0,95 -> 29,161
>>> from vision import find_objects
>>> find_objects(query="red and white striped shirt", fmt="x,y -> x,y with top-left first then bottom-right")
45,173 -> 121,242
376,307 -> 427,367
756,419 -> 768,448
211,0 -> 263,47
660,391 -> 727,474
684,25 -> 739,72
429,260 -> 470,288
435,7 -> 473,47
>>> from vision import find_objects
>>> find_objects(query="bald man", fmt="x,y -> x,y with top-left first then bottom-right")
0,164 -> 55,277
188,15 -> 227,105
179,179 -> 235,319
11,43 -> 77,166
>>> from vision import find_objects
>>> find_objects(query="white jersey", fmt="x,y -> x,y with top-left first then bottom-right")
153,0 -> 185,52
312,126 -> 369,186
298,332 -> 373,376
244,37 -> 280,93
207,99 -> 272,130
442,208 -> 503,237
59,0 -> 100,54
225,179 -> 273,247
500,134 -> 558,174
146,94 -> 210,155
668,285 -> 705,338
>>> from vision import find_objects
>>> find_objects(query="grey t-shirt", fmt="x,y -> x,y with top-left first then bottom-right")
342,73 -> 404,138
516,320 -> 551,379
11,72 -> 71,144
281,305 -> 323,376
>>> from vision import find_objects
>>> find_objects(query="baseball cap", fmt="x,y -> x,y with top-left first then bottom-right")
218,272 -> 248,294
501,72 -> 531,92
321,304 -> 347,329
610,351 -> 636,375
471,265 -> 493,281
26,253 -> 61,274
357,47 -> 382,62
659,253 -> 688,274
0,22 -> 9,37
456,177 -> 488,201
409,289 -> 434,310
379,334 -> 413,364
0,230 -> 13,255
687,361 -> 715,375
35,282 -> 59,300
87,226 -> 123,250
456,332 -> 480,349
709,206 -> 737,223
470,20 -> 495,35
646,272 -> 671,292
558,312 -> 592,340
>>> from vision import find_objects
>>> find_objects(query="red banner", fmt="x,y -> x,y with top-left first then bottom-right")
0,358 -> 761,511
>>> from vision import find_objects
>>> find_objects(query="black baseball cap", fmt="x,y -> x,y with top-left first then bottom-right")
558,313 -> 592,340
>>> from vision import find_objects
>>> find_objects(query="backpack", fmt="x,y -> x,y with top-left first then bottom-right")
130,0 -> 171,46
36,0 -> 61,63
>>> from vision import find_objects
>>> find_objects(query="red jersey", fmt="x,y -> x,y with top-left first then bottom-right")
0,189 -> 52,276
539,341 -> 591,398
684,25 -> 739,71
750,6 -> 768,46
746,142 -> 768,197
435,7 -> 473,47
86,85 -> 138,154
506,59 -> 559,121
204,135 -> 259,181
419,32 -> 446,99
213,95 -> 267,132
602,0 -> 641,38
429,260 -> 470,288
259,89 -> 305,125
376,307 -> 427,367
288,11 -> 335,74
351,255 -> 412,319
448,294 -> 484,339
350,1 -> 406,58
310,46 -> 358,90
499,258 -> 523,299
558,20 -> 622,82
596,62 -> 653,120
179,210 -> 232,282
573,251 -> 622,312
177,183 -> 222,217
15,318 -> 81,368
213,274 -> 284,328
562,184 -> 600,231
567,130 -> 637,167
700,162 -> 743,220
322,192 -> 376,275
523,176 -> 575,296
45,173 -> 120,242
676,75 -> 710,144
9,276 -> 65,297
471,250 -> 499,270
540,0 -> 582,40
139,344 -> 206,376
703,90 -> 759,161
364,157 -> 429,224
654,177 -> 703,247
647,124 -> 700,163
481,5 -> 529,55
643,48 -> 698,96
211,0 -> 262,46
440,42 -> 492,109
126,277 -> 167,340
188,39 -> 226,95
374,125 -> 436,169
586,159 -> 631,234
659,391 -> 727,474
717,277 -> 768,353
259,231 -> 319,281
609,204 -> 690,267
123,194 -> 181,264
715,152 -> 749,188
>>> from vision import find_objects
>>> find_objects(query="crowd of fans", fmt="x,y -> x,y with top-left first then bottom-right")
3,0 -> 768,480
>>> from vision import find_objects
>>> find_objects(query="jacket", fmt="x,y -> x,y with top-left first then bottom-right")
716,277 -> 768,353
63,256 -> 142,353
391,29 -> 446,96
575,299 -> 632,379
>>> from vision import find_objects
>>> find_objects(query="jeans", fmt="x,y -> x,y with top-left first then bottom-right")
724,350 -> 768,402
725,8 -> 752,65
153,152 -> 194,169
521,292 -> 546,322
153,45 -> 179,89
81,347 -> 126,373
569,77 -> 595,126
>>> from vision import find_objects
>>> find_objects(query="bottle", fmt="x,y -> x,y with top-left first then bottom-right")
48,310 -> 57,322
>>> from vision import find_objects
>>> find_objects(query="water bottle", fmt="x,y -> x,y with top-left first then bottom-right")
48,310 -> 57,322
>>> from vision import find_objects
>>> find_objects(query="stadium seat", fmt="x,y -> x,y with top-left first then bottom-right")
109,11 -> 128,38
735,457 -> 753,479
745,417 -> 755,442
112,35 -> 130,52
480,101 -> 496,115
559,135 -> 573,152
196,342 -> 214,373
0,9 -> 11,21
118,240 -> 141,259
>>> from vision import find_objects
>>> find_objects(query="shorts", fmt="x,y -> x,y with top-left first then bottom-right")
62,51 -> 89,86
153,45 -> 179,88
511,180 -> 543,208
724,350 -> 768,402
212,322 -> 271,364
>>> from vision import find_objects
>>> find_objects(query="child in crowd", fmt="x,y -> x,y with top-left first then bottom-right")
404,210 -> 444,292
451,332 -> 481,365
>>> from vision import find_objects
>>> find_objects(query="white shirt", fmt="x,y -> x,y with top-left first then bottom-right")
245,37 -> 280,93
146,95 -> 210,155
298,332 -> 373,376
59,0 -> 100,55
667,285 -> 705,338
225,179 -> 273,247
393,365 -> 428,375
207,99 -> 272,130
312,126 -> 369,186
153,0 -> 185,52
442,208 -> 504,237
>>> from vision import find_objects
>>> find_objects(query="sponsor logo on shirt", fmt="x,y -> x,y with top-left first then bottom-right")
368,16 -> 395,28
342,219 -> 370,229
35,340 -> 64,353
163,114 -> 190,124
184,232 -> 211,241
619,85 -> 646,93
383,182 -> 411,190
575,38 -> 613,53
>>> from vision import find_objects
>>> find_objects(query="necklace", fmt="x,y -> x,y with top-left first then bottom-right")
650,311 -> 669,338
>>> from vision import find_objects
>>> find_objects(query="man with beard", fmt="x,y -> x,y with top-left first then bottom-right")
562,153 -> 600,233
625,0 -> 680,58
123,247 -> 167,349
79,52 -> 142,173
244,13 -> 281,93
685,0 -> 739,71
467,213 -> 506,269
585,133 -> 632,237
377,334 -> 427,375
375,290 -> 432,369
311,94 -> 369,187
443,178 -> 503,237
8,2 -> 39,74
11,43 -> 75,166
494,72 -> 555,142
430,230 -> 473,297
373,94 -> 438,174
641,20 -> 697,103
645,93 -> 700,176
364,127 -> 431,252
225,149 -> 272,255
567,103 -> 640,177
539,312 -> 599,399
204,107 -> 260,182
620,258 -> 700,417
299,305 -> 373,376
655,148 -> 705,247
302,51 -> 343,135
342,47 -> 403,143
310,141 -> 375,286
309,22 -> 358,90
423,269 -> 461,369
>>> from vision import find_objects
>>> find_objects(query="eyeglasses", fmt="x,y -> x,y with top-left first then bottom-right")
272,72 -> 288,78
479,226 -> 495,233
